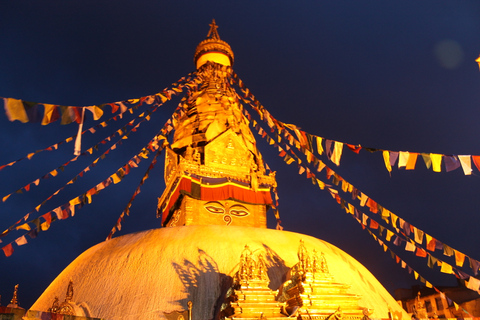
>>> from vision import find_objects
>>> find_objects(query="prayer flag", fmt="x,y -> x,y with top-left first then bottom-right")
15,236 -> 27,246
444,155 -> 460,172
316,136 -> 323,155
472,155 -> 480,172
443,244 -> 454,257
426,234 -> 436,251
398,151 -> 409,168
2,243 -> 13,257
406,153 -> 418,170
430,153 -> 443,172
405,241 -> 416,252
389,151 -> 399,168
4,98 -> 28,123
440,262 -> 453,274
383,151 -> 392,173
16,223 -> 31,231
469,257 -> 480,276
458,155 -> 472,175
421,153 -> 432,169
454,250 -> 465,267
467,276 -> 480,292
414,227 -> 424,244
86,105 -> 104,120
416,247 -> 427,257
386,230 -> 394,241
331,141 -> 343,166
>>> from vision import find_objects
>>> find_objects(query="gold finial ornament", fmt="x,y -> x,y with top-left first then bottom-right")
10,284 -> 19,306
194,19 -> 234,68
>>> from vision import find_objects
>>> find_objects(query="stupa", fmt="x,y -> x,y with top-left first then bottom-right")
29,21 -> 409,320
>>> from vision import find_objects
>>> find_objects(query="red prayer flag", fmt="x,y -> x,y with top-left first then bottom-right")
370,219 -> 379,229
416,247 -> 427,257
426,237 -> 436,251
366,198 -> 378,213
42,212 -> 52,224
472,155 -> 480,172
346,144 -> 361,154
2,243 -> 13,257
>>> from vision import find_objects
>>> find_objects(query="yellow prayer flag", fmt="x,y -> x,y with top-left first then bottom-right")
50,169 -> 58,177
41,222 -> 50,231
16,223 -> 31,231
398,151 -> 409,168
386,230 -> 394,241
454,302 -> 459,311
476,55 -> 480,70
4,98 -> 28,123
347,203 -> 354,215
383,151 -> 392,172
42,104 -> 57,125
414,271 -> 419,280
430,153 -> 443,172
27,153 -> 35,160
331,141 -> 343,166
86,106 -> 104,120
426,281 -> 433,288
390,213 -> 398,228
440,262 -> 454,274
66,137 -> 74,143
316,179 -> 325,190
2,194 -> 11,202
70,197 -> 82,206
316,136 -> 324,155
112,173 -> 122,184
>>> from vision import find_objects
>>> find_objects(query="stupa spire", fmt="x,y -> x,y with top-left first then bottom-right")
157,22 -> 276,228
194,20 -> 234,68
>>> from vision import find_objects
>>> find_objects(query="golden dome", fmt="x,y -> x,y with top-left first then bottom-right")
31,226 -> 408,320
194,20 -> 234,68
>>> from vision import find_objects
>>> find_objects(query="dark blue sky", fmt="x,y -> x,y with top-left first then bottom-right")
1,1 -> 480,308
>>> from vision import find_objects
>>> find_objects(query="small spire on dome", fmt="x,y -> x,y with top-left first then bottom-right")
206,19 -> 220,40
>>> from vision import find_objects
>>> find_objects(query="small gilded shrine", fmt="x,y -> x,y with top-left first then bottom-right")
26,20 -> 409,320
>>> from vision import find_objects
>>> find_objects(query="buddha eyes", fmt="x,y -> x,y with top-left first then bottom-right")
205,205 -> 225,214
204,202 -> 250,217
229,206 -> 249,217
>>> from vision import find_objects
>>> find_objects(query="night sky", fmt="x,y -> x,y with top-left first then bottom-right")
1,1 -> 480,309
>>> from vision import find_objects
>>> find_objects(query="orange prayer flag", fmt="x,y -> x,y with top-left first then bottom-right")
406,153 -> 418,170
454,250 -> 465,267
4,98 -> 28,123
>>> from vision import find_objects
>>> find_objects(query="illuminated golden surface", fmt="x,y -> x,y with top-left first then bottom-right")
31,226 -> 408,320
196,52 -> 231,69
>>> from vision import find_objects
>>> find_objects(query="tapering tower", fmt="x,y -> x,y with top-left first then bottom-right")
157,20 -> 276,228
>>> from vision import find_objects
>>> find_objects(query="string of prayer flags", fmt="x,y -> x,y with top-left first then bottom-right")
0,108 -> 154,204
0,76 -> 195,174
2,71 -> 196,126
107,146 -> 164,240
239,79 -> 480,280
0,125 -> 170,244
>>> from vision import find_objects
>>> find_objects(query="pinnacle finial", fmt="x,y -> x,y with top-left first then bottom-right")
207,19 -> 220,40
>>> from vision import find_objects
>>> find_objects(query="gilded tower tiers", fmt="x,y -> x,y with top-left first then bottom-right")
157,20 -> 276,228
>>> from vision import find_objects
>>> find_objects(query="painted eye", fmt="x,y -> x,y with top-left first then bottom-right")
205,205 -> 225,214
229,205 -> 249,217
